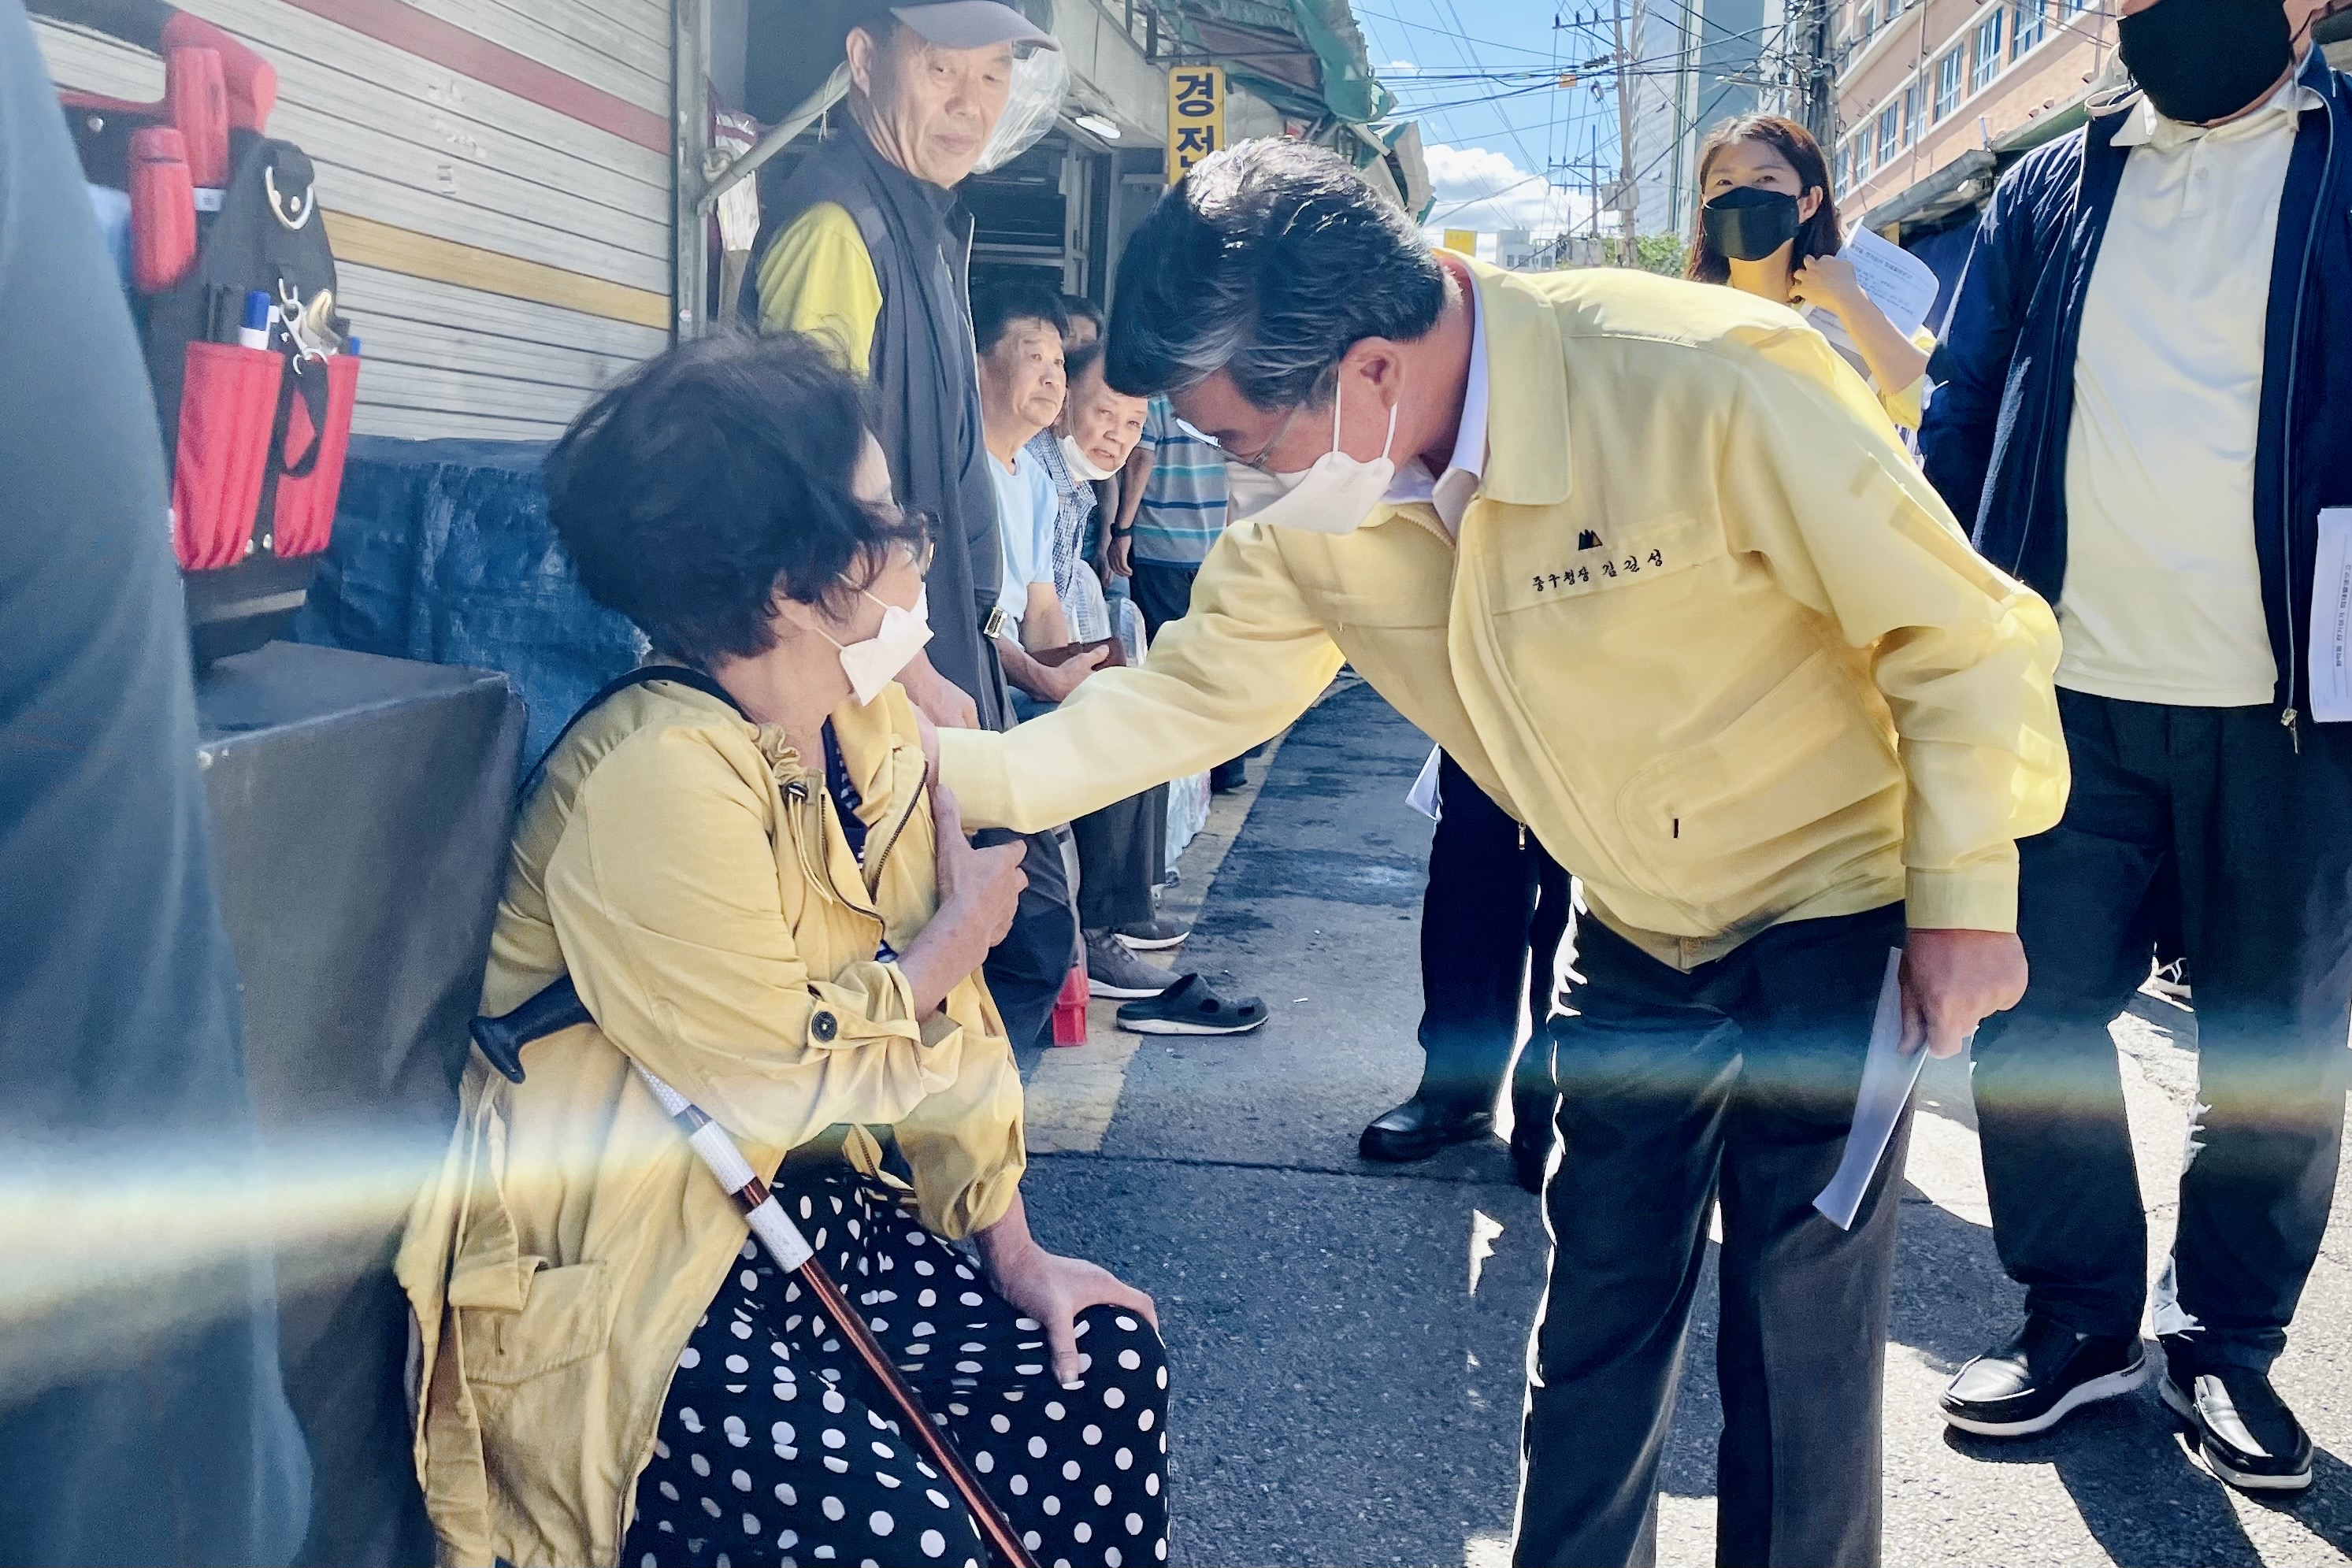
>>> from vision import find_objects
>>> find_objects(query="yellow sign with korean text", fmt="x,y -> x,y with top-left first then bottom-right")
1166,64 -> 1226,183
1441,230 -> 1478,255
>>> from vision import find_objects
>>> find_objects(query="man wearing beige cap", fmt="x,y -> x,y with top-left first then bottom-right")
759,1 -> 1088,1058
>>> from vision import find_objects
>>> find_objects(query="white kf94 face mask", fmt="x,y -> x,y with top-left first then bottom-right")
1059,434 -> 1121,484
822,585 -> 933,706
1231,378 -> 1400,536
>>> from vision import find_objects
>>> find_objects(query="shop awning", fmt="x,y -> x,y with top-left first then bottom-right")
1141,0 -> 1395,125
1862,148 -> 1997,239
1350,117 -> 1432,220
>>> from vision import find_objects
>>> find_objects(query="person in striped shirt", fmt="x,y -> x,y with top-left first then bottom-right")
1109,395 -> 1246,790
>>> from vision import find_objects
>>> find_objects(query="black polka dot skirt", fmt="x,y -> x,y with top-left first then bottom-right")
620,1161 -> 1170,1568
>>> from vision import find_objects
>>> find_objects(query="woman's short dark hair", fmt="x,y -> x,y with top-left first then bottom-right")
544,332 -> 926,667
1059,292 -> 1105,336
1685,113 -> 1843,286
1106,139 -> 1445,410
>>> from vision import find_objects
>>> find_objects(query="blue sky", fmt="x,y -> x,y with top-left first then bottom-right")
1353,0 -> 1616,243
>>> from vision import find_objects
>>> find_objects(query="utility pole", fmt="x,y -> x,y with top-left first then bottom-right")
1611,0 -> 1638,262
1792,0 -> 1837,149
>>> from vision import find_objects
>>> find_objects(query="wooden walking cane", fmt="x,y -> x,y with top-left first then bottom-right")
472,980 -> 1041,1568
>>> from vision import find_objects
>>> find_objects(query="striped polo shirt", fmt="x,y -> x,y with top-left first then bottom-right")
1130,396 -> 1230,566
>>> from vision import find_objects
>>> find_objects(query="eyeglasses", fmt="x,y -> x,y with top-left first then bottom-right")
897,528 -> 938,577
872,506 -> 938,576
1222,398 -> 1314,476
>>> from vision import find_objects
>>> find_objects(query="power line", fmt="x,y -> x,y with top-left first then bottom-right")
1364,0 -> 1820,250
1434,0 -> 1550,183
1352,3 -> 1560,59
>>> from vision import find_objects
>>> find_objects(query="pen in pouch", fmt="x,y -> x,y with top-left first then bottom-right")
237,289 -> 272,351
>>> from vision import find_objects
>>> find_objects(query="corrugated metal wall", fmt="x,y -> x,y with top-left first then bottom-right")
33,0 -> 675,442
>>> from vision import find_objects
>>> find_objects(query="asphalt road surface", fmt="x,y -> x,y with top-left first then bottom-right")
1017,678 -> 2352,1568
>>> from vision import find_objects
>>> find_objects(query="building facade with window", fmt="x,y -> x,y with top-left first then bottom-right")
1829,1 -> 2349,316
1831,0 -> 2115,235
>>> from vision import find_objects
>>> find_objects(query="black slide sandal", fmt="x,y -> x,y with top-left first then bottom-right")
1115,973 -> 1269,1036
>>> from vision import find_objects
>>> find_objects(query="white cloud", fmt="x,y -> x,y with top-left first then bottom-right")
1419,143 -> 1592,243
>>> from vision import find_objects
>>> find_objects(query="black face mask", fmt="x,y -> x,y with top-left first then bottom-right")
1702,187 -> 1801,264
2118,0 -> 2294,127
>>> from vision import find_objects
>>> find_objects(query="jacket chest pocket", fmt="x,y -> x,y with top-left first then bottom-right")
1497,510 -> 1719,610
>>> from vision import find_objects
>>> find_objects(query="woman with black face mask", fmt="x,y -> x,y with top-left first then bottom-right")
1686,114 -> 1936,431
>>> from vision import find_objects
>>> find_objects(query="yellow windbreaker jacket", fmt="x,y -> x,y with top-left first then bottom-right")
941,261 -> 2069,967
396,678 -> 1023,1566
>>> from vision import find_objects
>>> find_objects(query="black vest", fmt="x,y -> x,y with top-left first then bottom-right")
759,123 -> 1011,730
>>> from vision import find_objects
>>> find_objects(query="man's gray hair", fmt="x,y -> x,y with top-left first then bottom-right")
1105,139 -> 1445,409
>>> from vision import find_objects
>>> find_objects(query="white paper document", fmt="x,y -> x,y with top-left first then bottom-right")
2307,508 -> 2352,724
1406,744 -> 1444,821
1839,226 -> 1942,337
1802,226 -> 1944,373
1813,948 -> 1926,1231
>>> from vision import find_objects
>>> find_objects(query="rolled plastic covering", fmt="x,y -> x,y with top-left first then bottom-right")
973,43 -> 1069,175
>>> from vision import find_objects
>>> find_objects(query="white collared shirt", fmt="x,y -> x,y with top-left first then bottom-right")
2056,73 -> 2321,706
1385,261 -> 1489,535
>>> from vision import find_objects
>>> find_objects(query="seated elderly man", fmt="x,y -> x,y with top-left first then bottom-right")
978,283 -> 1265,1028
1027,331 -> 1200,1001
973,282 -> 1092,696
1029,338 -> 1142,650
397,332 -> 1170,1567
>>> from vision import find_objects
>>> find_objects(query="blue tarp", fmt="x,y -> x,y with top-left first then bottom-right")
1907,211 -> 1984,339
294,436 -> 644,767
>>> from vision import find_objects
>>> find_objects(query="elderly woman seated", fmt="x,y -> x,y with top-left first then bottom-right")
399,332 -> 1170,1568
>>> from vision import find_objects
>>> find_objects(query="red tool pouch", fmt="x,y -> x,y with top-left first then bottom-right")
128,126 -> 196,294
171,340 -> 281,570
265,353 -> 361,558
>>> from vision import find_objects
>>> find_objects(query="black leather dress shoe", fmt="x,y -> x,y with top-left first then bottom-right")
1940,1316 -> 2147,1436
1359,1095 -> 1493,1162
2160,1348 -> 2313,1493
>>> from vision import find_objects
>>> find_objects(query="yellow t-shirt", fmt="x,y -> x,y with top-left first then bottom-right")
756,200 -> 885,372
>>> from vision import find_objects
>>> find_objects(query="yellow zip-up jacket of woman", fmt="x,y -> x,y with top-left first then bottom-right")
395,677 -> 1023,1567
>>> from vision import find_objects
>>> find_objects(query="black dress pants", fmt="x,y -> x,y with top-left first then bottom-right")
1515,903 -> 1909,1568
1418,754 -> 1570,1128
1071,783 -> 1168,931
983,828 -> 1077,1055
1972,689 -> 2352,1372
1126,559 -> 1197,639
1009,688 -> 1169,936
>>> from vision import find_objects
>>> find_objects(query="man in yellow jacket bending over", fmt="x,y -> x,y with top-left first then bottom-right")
935,139 -> 2068,1568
